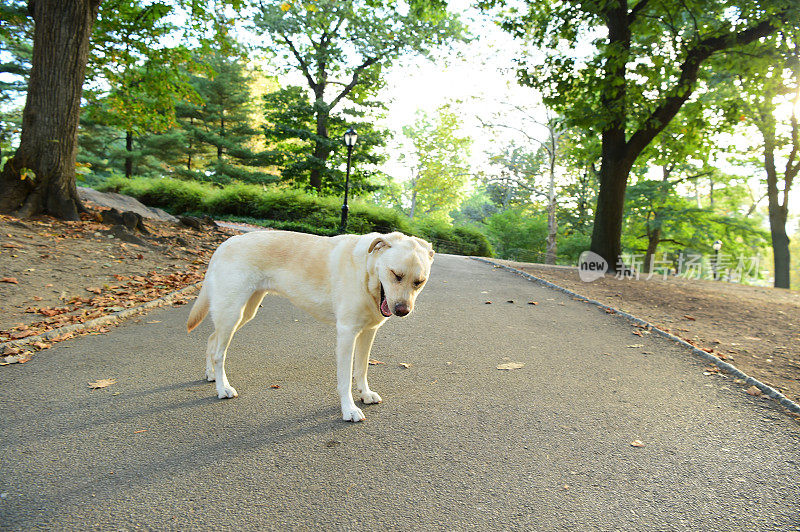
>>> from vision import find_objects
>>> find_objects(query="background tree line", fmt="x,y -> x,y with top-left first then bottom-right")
0,0 -> 798,288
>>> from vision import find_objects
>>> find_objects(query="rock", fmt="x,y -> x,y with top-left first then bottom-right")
103,225 -> 150,247
101,208 -> 150,234
178,216 -> 204,231
78,187 -> 178,222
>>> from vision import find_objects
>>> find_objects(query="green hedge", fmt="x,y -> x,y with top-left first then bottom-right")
98,177 -> 493,257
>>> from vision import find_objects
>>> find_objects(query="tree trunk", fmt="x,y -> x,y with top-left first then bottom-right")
409,184 -> 417,219
0,1 -> 100,220
590,156 -> 631,271
125,130 -> 133,178
309,105 -> 329,190
218,113 -> 225,160
770,207 -> 791,288
545,167 -> 557,265
763,128 -> 791,288
643,227 -> 661,274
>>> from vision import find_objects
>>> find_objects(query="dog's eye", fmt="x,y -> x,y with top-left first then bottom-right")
393,271 -> 403,282
414,279 -> 424,288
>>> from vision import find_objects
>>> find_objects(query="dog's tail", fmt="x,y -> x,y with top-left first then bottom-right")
187,284 -> 209,333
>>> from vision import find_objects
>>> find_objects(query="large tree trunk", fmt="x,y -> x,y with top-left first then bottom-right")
590,155 -> 631,270
0,1 -> 100,220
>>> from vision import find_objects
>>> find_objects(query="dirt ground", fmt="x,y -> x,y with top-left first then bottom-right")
0,211 -> 238,362
495,260 -> 800,407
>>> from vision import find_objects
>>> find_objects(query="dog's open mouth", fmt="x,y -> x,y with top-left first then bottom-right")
379,284 -> 391,317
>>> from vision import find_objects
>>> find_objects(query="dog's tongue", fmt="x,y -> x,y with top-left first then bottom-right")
380,298 -> 391,317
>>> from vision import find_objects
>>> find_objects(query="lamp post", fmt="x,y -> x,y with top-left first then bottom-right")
340,127 -> 357,234
712,239 -> 723,280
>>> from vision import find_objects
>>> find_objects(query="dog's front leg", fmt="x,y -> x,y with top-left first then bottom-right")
353,327 -> 382,404
336,324 -> 365,422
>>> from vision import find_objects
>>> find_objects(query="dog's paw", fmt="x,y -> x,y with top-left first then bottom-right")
217,384 -> 238,399
205,370 -> 215,382
342,406 -> 366,422
359,390 -> 382,404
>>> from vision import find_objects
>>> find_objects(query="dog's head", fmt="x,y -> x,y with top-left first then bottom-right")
368,232 -> 434,318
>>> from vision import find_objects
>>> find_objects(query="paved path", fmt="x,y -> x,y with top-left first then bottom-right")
1,255 -> 798,530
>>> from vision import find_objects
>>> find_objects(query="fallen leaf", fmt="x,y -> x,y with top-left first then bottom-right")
85,287 -> 102,294
88,378 -> 117,389
1,277 -> 19,284
31,341 -> 51,350
368,358 -> 385,365
630,440 -> 645,447
133,429 -> 147,434
1,242 -> 21,248
398,362 -> 412,368
528,301 -> 538,305
269,384 -> 280,389
632,330 -> 643,336
683,315 -> 696,321
626,344 -> 644,348
745,386 -> 762,396
146,320 -> 161,324
506,300 -> 514,303
497,362 -> 525,370
485,301 -> 492,304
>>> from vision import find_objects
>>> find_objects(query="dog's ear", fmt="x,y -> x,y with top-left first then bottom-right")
413,237 -> 435,260
368,236 -> 391,254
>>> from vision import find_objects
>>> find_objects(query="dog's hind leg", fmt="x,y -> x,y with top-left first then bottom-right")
205,331 -> 218,381
209,294 -> 250,399
353,327 -> 382,405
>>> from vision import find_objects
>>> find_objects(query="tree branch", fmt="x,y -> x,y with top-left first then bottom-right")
627,0 -> 652,24
329,55 -> 380,110
278,32 -> 317,93
625,18 -> 779,164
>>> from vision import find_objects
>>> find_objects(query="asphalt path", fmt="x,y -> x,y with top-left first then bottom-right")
1,254 -> 798,531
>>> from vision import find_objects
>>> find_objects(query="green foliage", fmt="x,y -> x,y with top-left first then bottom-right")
483,207 -> 548,262
262,85 -> 389,193
95,177 -> 493,256
402,104 -> 472,219
412,217 -> 494,257
254,0 -> 466,190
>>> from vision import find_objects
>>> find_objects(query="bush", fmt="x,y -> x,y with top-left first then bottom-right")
96,177 -> 494,257
413,217 -> 494,257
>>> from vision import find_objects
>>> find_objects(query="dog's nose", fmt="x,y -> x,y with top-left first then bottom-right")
394,303 -> 410,316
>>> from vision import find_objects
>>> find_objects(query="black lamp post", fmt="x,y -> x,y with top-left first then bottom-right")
712,239 -> 722,280
340,127 -> 357,233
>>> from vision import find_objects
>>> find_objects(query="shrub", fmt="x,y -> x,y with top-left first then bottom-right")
96,177 -> 494,257
413,217 -> 494,257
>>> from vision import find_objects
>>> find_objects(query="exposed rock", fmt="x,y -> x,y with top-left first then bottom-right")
78,186 -> 178,222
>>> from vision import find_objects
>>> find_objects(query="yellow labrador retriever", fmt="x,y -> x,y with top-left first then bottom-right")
187,230 -> 434,422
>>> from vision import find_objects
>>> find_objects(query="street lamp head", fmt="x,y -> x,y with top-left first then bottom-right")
344,128 -> 358,147
712,240 -> 722,251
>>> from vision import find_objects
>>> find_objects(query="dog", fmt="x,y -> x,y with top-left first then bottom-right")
186,230 -> 434,422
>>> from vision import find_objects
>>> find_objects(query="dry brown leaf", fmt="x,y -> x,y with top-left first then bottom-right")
85,287 -> 102,294
88,378 -> 117,389
684,315 -> 696,321
368,358 -> 385,365
626,344 -> 644,348
497,362 -> 525,370
398,362 -> 412,368
1,277 -> 19,284
485,301 -> 492,304
745,385 -> 762,396
630,440 -> 645,447
269,384 -> 281,389
528,301 -> 538,305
